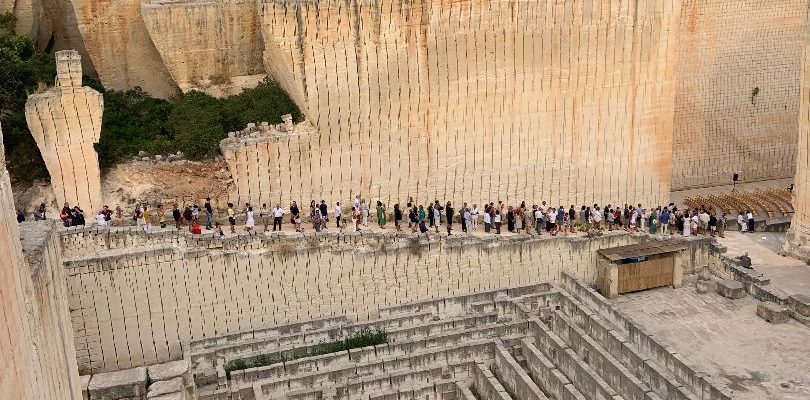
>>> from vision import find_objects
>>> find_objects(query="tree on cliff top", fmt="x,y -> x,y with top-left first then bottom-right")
1,12 -> 303,181
0,12 -> 55,181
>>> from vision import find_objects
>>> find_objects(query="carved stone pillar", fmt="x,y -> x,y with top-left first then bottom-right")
25,50 -> 104,213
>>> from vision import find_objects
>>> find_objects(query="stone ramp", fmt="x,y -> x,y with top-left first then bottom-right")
187,279 -> 730,400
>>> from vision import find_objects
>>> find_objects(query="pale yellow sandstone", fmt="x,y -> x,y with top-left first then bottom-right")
785,6 -> 810,258
672,0 -> 805,190
70,0 -> 180,98
252,0 -> 679,208
25,50 -> 104,213
141,0 -> 266,96
0,124 -> 82,399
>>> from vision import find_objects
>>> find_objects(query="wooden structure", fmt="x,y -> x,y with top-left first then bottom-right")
596,240 -> 688,299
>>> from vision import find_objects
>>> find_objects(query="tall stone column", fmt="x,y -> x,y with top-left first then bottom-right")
785,13 -> 810,258
25,50 -> 104,213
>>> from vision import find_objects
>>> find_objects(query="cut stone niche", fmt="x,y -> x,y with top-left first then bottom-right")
219,117 -> 315,208
25,50 -> 104,214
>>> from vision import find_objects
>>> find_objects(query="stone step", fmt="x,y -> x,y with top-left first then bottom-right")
190,311 -> 435,370
559,273 -> 732,400
528,318 -> 625,400
549,310 -> 651,400
188,315 -> 350,352
247,359 -> 482,400
473,362 -> 514,400
519,338 -> 587,400
226,320 -> 529,387
490,340 -> 549,400
378,283 -> 552,318
554,283 -> 699,400
266,378 -> 463,400
229,336 -> 526,398
220,311 -> 505,374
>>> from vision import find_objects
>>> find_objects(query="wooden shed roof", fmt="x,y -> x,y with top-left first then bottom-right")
597,239 -> 688,262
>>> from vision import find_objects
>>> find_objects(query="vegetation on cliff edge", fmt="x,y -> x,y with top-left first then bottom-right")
0,12 -> 302,182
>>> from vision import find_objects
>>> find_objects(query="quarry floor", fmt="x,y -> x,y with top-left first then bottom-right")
611,231 -> 810,400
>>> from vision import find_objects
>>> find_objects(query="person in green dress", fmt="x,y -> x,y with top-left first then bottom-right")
376,201 -> 387,228
648,212 -> 657,234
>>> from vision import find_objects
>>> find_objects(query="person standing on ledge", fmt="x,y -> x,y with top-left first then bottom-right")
747,210 -> 755,233
393,203 -> 402,231
272,204 -> 284,231
173,204 -> 182,229
445,201 -> 454,235
227,203 -> 236,233
319,200 -> 329,228
376,201 -> 386,228
245,206 -> 255,232
360,199 -> 369,226
334,201 -> 342,229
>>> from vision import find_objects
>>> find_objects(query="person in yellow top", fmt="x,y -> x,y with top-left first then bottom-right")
227,203 -> 236,233
142,206 -> 152,233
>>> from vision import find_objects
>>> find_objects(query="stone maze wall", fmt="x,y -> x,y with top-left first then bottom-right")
59,226 -> 710,374
181,276 -> 731,400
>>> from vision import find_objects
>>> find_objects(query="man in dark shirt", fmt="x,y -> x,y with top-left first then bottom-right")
445,202 -> 454,235
173,204 -> 182,229
319,200 -> 328,228
204,198 -> 214,230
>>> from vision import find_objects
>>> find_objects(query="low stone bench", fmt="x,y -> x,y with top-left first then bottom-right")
756,302 -> 789,324
788,294 -> 810,317
87,366 -> 147,400
716,280 -> 745,299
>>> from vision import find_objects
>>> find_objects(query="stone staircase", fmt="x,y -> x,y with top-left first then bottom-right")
188,277 -> 731,400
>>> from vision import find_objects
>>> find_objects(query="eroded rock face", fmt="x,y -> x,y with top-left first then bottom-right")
70,0 -> 180,98
672,0 -> 806,190
25,50 -> 104,213
250,0 -> 680,207
141,0 -> 266,96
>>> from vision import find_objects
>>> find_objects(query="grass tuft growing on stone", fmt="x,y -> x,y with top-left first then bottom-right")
225,328 -> 387,379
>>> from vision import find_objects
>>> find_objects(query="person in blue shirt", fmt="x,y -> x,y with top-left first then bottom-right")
660,207 -> 670,235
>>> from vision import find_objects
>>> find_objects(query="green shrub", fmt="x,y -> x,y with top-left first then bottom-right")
220,80 -> 303,132
94,88 -> 173,170
165,90 -> 224,160
224,328 -> 387,379
0,13 -> 302,181
0,12 -> 54,181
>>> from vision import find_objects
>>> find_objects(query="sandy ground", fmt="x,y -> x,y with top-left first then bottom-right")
13,159 -> 233,216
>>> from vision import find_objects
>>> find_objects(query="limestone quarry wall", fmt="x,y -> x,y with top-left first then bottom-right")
141,0 -> 266,97
70,0 -> 180,98
61,228 -> 664,373
0,125 -> 81,399
671,0 -> 806,190
26,50 -> 104,213
785,8 -> 810,258
248,0 -> 682,208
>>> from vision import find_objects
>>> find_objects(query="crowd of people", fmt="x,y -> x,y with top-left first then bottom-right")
16,194 -> 759,240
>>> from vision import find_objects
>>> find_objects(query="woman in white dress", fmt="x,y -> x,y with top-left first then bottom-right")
245,207 -> 255,232
683,212 -> 692,236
